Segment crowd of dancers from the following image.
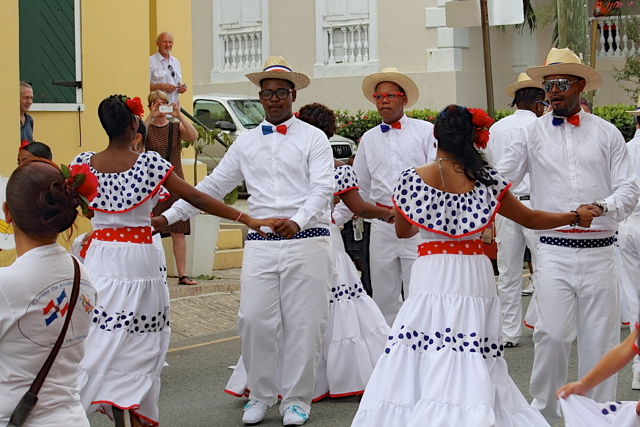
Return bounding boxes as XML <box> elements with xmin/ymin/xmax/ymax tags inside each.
<box><xmin>2</xmin><ymin>45</ymin><xmax>640</xmax><ymax>427</ymax></box>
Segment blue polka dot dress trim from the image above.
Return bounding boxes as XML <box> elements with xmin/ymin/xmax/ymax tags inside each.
<box><xmin>392</xmin><ymin>166</ymin><xmax>511</xmax><ymax>238</ymax></box>
<box><xmin>330</xmin><ymin>281</ymin><xmax>366</xmax><ymax>304</ymax></box>
<box><xmin>334</xmin><ymin>165</ymin><xmax>359</xmax><ymax>196</ymax></box>
<box><xmin>71</xmin><ymin>151</ymin><xmax>174</xmax><ymax>214</ymax></box>
<box><xmin>539</xmin><ymin>236</ymin><xmax>614</xmax><ymax>248</ymax></box>
<box><xmin>247</xmin><ymin>227</ymin><xmax>330</xmax><ymax>241</ymax></box>
<box><xmin>92</xmin><ymin>307</ymin><xmax>169</xmax><ymax>334</ymax></box>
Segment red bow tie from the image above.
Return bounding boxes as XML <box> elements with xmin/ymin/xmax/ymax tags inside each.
<box><xmin>380</xmin><ymin>122</ymin><xmax>402</xmax><ymax>133</ymax></box>
<box><xmin>552</xmin><ymin>115</ymin><xmax>580</xmax><ymax>127</ymax></box>
<box><xmin>262</xmin><ymin>124</ymin><xmax>288</xmax><ymax>135</ymax></box>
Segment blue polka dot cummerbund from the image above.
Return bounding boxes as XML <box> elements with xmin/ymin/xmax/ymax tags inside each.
<box><xmin>539</xmin><ymin>236</ymin><xmax>614</xmax><ymax>248</ymax></box>
<box><xmin>246</xmin><ymin>227</ymin><xmax>330</xmax><ymax>241</ymax></box>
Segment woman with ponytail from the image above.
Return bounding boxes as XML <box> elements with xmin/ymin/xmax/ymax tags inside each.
<box><xmin>352</xmin><ymin>105</ymin><xmax>597</xmax><ymax>427</ymax></box>
<box><xmin>73</xmin><ymin>95</ymin><xmax>274</xmax><ymax>427</ymax></box>
<box><xmin>0</xmin><ymin>160</ymin><xmax>97</xmax><ymax>426</ymax></box>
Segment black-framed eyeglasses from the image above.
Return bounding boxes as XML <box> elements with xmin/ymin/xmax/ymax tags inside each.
<box><xmin>542</xmin><ymin>78</ymin><xmax>579</xmax><ymax>92</ymax></box>
<box><xmin>535</xmin><ymin>99</ymin><xmax>550</xmax><ymax>107</ymax></box>
<box><xmin>168</xmin><ymin>64</ymin><xmax>175</xmax><ymax>78</ymax></box>
<box><xmin>259</xmin><ymin>88</ymin><xmax>293</xmax><ymax>100</ymax></box>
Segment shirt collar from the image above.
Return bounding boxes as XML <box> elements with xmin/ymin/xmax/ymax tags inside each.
<box><xmin>514</xmin><ymin>109</ymin><xmax>537</xmax><ymax>118</ymax></box>
<box><xmin>153</xmin><ymin>51</ymin><xmax>172</xmax><ymax>63</ymax></box>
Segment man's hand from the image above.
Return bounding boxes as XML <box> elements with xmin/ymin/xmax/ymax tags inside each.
<box><xmin>163</xmin><ymin>83</ymin><xmax>177</xmax><ymax>93</ymax></box>
<box><xmin>151</xmin><ymin>216</ymin><xmax>169</xmax><ymax>234</ymax></box>
<box><xmin>177</xmin><ymin>84</ymin><xmax>188</xmax><ymax>94</ymax></box>
<box><xmin>273</xmin><ymin>220</ymin><xmax>300</xmax><ymax>239</ymax></box>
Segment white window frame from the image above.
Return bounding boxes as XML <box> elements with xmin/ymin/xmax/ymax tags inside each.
<box><xmin>210</xmin><ymin>0</ymin><xmax>269</xmax><ymax>83</ymax></box>
<box><xmin>30</xmin><ymin>0</ymin><xmax>84</xmax><ymax>112</ymax></box>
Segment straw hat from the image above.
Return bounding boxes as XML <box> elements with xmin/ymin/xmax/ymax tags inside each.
<box><xmin>627</xmin><ymin>95</ymin><xmax>640</xmax><ymax>116</ymax></box>
<box><xmin>526</xmin><ymin>48</ymin><xmax>603</xmax><ymax>92</ymax></box>
<box><xmin>362</xmin><ymin>68</ymin><xmax>419</xmax><ymax>108</ymax></box>
<box><xmin>505</xmin><ymin>73</ymin><xmax>542</xmax><ymax>98</ymax></box>
<box><xmin>246</xmin><ymin>56</ymin><xmax>310</xmax><ymax>90</ymax></box>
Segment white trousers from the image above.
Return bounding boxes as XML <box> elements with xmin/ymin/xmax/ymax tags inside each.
<box><xmin>617</xmin><ymin>218</ymin><xmax>640</xmax><ymax>374</ymax></box>
<box><xmin>238</xmin><ymin>236</ymin><xmax>333</xmax><ymax>414</ymax></box>
<box><xmin>530</xmin><ymin>241</ymin><xmax>619</xmax><ymax>425</ymax></box>
<box><xmin>369</xmin><ymin>220</ymin><xmax>419</xmax><ymax>326</ymax></box>
<box><xmin>495</xmin><ymin>206</ymin><xmax>538</xmax><ymax>345</ymax></box>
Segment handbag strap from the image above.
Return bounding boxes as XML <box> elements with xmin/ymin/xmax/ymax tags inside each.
<box><xmin>27</xmin><ymin>256</ymin><xmax>82</xmax><ymax>395</ymax></box>
<box><xmin>165</xmin><ymin>122</ymin><xmax>174</xmax><ymax>161</ymax></box>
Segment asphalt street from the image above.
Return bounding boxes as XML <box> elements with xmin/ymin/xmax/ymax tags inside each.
<box><xmin>88</xmin><ymin>293</ymin><xmax>639</xmax><ymax>427</ymax></box>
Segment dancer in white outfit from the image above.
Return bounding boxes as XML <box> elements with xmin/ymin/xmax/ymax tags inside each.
<box><xmin>486</xmin><ymin>73</ymin><xmax>546</xmax><ymax>346</ymax></box>
<box><xmin>351</xmin><ymin>104</ymin><xmax>597</xmax><ymax>427</ymax></box>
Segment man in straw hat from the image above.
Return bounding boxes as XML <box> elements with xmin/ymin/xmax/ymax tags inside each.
<box><xmin>617</xmin><ymin>96</ymin><xmax>640</xmax><ymax>390</ymax></box>
<box><xmin>157</xmin><ymin>56</ymin><xmax>334</xmax><ymax>426</ymax></box>
<box><xmin>498</xmin><ymin>47</ymin><xmax>640</xmax><ymax>424</ymax></box>
<box><xmin>487</xmin><ymin>73</ymin><xmax>547</xmax><ymax>349</ymax></box>
<box><xmin>353</xmin><ymin>68</ymin><xmax>437</xmax><ymax>325</ymax></box>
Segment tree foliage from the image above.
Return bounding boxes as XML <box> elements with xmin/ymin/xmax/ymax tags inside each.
<box><xmin>613</xmin><ymin>15</ymin><xmax>640</xmax><ymax>101</ymax></box>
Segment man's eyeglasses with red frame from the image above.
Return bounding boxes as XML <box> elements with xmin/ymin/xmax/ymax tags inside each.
<box><xmin>372</xmin><ymin>92</ymin><xmax>405</xmax><ymax>103</ymax></box>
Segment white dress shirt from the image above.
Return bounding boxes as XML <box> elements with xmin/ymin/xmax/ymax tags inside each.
<box><xmin>353</xmin><ymin>115</ymin><xmax>438</xmax><ymax>207</ymax></box>
<box><xmin>163</xmin><ymin>115</ymin><xmax>335</xmax><ymax>231</ymax></box>
<box><xmin>625</xmin><ymin>129</ymin><xmax>640</xmax><ymax>218</ymax></box>
<box><xmin>486</xmin><ymin>109</ymin><xmax>536</xmax><ymax>196</ymax></box>
<box><xmin>497</xmin><ymin>109</ymin><xmax>639</xmax><ymax>235</ymax></box>
<box><xmin>149</xmin><ymin>51</ymin><xmax>182</xmax><ymax>104</ymax></box>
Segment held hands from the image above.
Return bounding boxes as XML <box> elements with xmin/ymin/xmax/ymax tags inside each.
<box><xmin>151</xmin><ymin>215</ymin><xmax>169</xmax><ymax>235</ymax></box>
<box><xmin>244</xmin><ymin>217</ymin><xmax>277</xmax><ymax>238</ymax></box>
<box><xmin>273</xmin><ymin>220</ymin><xmax>300</xmax><ymax>239</ymax></box>
<box><xmin>382</xmin><ymin>209</ymin><xmax>395</xmax><ymax>224</ymax></box>
<box><xmin>556</xmin><ymin>381</ymin><xmax>588</xmax><ymax>400</ymax></box>
<box><xmin>575</xmin><ymin>205</ymin><xmax>597</xmax><ymax>228</ymax></box>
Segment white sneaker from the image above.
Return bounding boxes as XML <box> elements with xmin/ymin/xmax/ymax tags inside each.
<box><xmin>243</xmin><ymin>400</ymin><xmax>269</xmax><ymax>425</ymax></box>
<box><xmin>282</xmin><ymin>405</ymin><xmax>309</xmax><ymax>426</ymax></box>
<box><xmin>632</xmin><ymin>372</ymin><xmax>640</xmax><ymax>390</ymax></box>
<box><xmin>522</xmin><ymin>277</ymin><xmax>534</xmax><ymax>296</ymax></box>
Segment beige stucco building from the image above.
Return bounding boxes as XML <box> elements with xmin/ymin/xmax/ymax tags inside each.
<box><xmin>191</xmin><ymin>0</ymin><xmax>639</xmax><ymax>112</ymax></box>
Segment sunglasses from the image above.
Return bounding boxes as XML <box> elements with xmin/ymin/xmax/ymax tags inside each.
<box><xmin>372</xmin><ymin>92</ymin><xmax>405</xmax><ymax>103</ymax></box>
<box><xmin>536</xmin><ymin>99</ymin><xmax>550</xmax><ymax>107</ymax></box>
<box><xmin>259</xmin><ymin>88</ymin><xmax>293</xmax><ymax>100</ymax></box>
<box><xmin>168</xmin><ymin>64</ymin><xmax>175</xmax><ymax>78</ymax></box>
<box><xmin>541</xmin><ymin>79</ymin><xmax>579</xmax><ymax>92</ymax></box>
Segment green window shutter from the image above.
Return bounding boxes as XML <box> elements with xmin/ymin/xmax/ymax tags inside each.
<box><xmin>19</xmin><ymin>0</ymin><xmax>76</xmax><ymax>104</ymax></box>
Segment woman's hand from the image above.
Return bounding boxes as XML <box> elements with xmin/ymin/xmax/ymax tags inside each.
<box><xmin>556</xmin><ymin>381</ymin><xmax>588</xmax><ymax>399</ymax></box>
<box><xmin>171</xmin><ymin>102</ymin><xmax>181</xmax><ymax>117</ymax></box>
<box><xmin>576</xmin><ymin>205</ymin><xmax>597</xmax><ymax>228</ymax></box>
<box><xmin>382</xmin><ymin>209</ymin><xmax>395</xmax><ymax>224</ymax></box>
<box><xmin>245</xmin><ymin>217</ymin><xmax>277</xmax><ymax>238</ymax></box>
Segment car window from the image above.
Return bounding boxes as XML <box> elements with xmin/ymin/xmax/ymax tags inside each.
<box><xmin>194</xmin><ymin>100</ymin><xmax>233</xmax><ymax>129</ymax></box>
<box><xmin>228</xmin><ymin>100</ymin><xmax>265</xmax><ymax>129</ymax></box>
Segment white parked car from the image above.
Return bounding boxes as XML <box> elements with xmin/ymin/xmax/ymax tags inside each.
<box><xmin>192</xmin><ymin>93</ymin><xmax>357</xmax><ymax>173</ymax></box>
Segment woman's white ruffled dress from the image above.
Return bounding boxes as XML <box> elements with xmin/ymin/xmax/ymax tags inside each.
<box><xmin>225</xmin><ymin>165</ymin><xmax>390</xmax><ymax>400</ymax></box>
<box><xmin>351</xmin><ymin>166</ymin><xmax>550</xmax><ymax>427</ymax></box>
<box><xmin>560</xmin><ymin>395</ymin><xmax>640</xmax><ymax>427</ymax></box>
<box><xmin>72</xmin><ymin>151</ymin><xmax>173</xmax><ymax>426</ymax></box>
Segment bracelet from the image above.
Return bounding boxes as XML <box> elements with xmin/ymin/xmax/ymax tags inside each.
<box><xmin>235</xmin><ymin>211</ymin><xmax>243</xmax><ymax>222</ymax></box>
<box><xmin>570</xmin><ymin>210</ymin><xmax>580</xmax><ymax>227</ymax></box>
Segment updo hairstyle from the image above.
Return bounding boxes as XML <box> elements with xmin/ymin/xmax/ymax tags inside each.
<box><xmin>6</xmin><ymin>160</ymin><xmax>79</xmax><ymax>239</ymax></box>
<box><xmin>98</xmin><ymin>95</ymin><xmax>136</xmax><ymax>139</ymax></box>
<box><xmin>20</xmin><ymin>141</ymin><xmax>53</xmax><ymax>161</ymax></box>
<box><xmin>434</xmin><ymin>104</ymin><xmax>492</xmax><ymax>186</ymax></box>
<box><xmin>297</xmin><ymin>103</ymin><xmax>336</xmax><ymax>139</ymax></box>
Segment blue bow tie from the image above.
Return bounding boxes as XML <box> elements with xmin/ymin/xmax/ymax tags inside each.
<box><xmin>262</xmin><ymin>124</ymin><xmax>287</xmax><ymax>135</ymax></box>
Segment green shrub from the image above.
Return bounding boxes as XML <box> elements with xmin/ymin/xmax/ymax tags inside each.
<box><xmin>593</xmin><ymin>104</ymin><xmax>636</xmax><ymax>141</ymax></box>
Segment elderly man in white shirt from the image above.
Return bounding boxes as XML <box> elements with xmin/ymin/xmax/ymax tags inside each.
<box><xmin>487</xmin><ymin>74</ymin><xmax>547</xmax><ymax>348</ymax></box>
<box><xmin>618</xmin><ymin>98</ymin><xmax>640</xmax><ymax>389</ymax></box>
<box><xmin>353</xmin><ymin>68</ymin><xmax>437</xmax><ymax>326</ymax></box>
<box><xmin>149</xmin><ymin>31</ymin><xmax>186</xmax><ymax>105</ymax></box>
<box><xmin>498</xmin><ymin>48</ymin><xmax>640</xmax><ymax>424</ymax></box>
<box><xmin>154</xmin><ymin>57</ymin><xmax>334</xmax><ymax>427</ymax></box>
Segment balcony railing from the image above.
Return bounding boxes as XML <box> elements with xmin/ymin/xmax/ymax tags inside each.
<box><xmin>220</xmin><ymin>28</ymin><xmax>262</xmax><ymax>71</ymax></box>
<box><xmin>589</xmin><ymin>15</ymin><xmax>640</xmax><ymax>58</ymax></box>
<box><xmin>323</xmin><ymin>22</ymin><xmax>370</xmax><ymax>65</ymax></box>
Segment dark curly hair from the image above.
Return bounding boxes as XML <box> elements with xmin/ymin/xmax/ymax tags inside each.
<box><xmin>297</xmin><ymin>103</ymin><xmax>336</xmax><ymax>139</ymax></box>
<box><xmin>435</xmin><ymin>104</ymin><xmax>492</xmax><ymax>186</ymax></box>
<box><xmin>510</xmin><ymin>87</ymin><xmax>545</xmax><ymax>108</ymax></box>
<box><xmin>20</xmin><ymin>141</ymin><xmax>53</xmax><ymax>161</ymax></box>
<box><xmin>6</xmin><ymin>159</ymin><xmax>79</xmax><ymax>239</ymax></box>
<box><xmin>98</xmin><ymin>94</ymin><xmax>136</xmax><ymax>139</ymax></box>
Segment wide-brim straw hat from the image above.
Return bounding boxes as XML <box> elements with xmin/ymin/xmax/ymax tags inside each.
<box><xmin>526</xmin><ymin>48</ymin><xmax>603</xmax><ymax>92</ymax></box>
<box><xmin>362</xmin><ymin>68</ymin><xmax>419</xmax><ymax>108</ymax></box>
<box><xmin>505</xmin><ymin>73</ymin><xmax>542</xmax><ymax>98</ymax></box>
<box><xmin>246</xmin><ymin>56</ymin><xmax>310</xmax><ymax>90</ymax></box>
<box><xmin>627</xmin><ymin>95</ymin><xmax>640</xmax><ymax>116</ymax></box>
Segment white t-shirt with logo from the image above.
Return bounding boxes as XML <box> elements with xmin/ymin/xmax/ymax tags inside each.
<box><xmin>0</xmin><ymin>244</ymin><xmax>97</xmax><ymax>426</ymax></box>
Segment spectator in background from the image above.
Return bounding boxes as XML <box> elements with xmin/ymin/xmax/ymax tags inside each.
<box><xmin>17</xmin><ymin>141</ymin><xmax>52</xmax><ymax>165</ymax></box>
<box><xmin>19</xmin><ymin>82</ymin><xmax>34</xmax><ymax>143</ymax></box>
<box><xmin>580</xmin><ymin>97</ymin><xmax>593</xmax><ymax>113</ymax></box>
<box><xmin>149</xmin><ymin>32</ymin><xmax>186</xmax><ymax>105</ymax></box>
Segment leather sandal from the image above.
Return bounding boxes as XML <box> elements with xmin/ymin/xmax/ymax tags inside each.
<box><xmin>178</xmin><ymin>275</ymin><xmax>197</xmax><ymax>285</ymax></box>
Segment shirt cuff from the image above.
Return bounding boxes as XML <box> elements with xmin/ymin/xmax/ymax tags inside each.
<box><xmin>163</xmin><ymin>208</ymin><xmax>182</xmax><ymax>226</ymax></box>
<box><xmin>289</xmin><ymin>214</ymin><xmax>307</xmax><ymax>231</ymax></box>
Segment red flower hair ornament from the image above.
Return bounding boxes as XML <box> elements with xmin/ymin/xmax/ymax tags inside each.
<box><xmin>61</xmin><ymin>163</ymin><xmax>99</xmax><ymax>215</ymax></box>
<box><xmin>125</xmin><ymin>96</ymin><xmax>145</xmax><ymax>118</ymax></box>
<box><xmin>467</xmin><ymin>108</ymin><xmax>494</xmax><ymax>150</ymax></box>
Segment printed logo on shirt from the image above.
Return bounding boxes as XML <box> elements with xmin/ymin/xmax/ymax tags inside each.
<box><xmin>19</xmin><ymin>279</ymin><xmax>97</xmax><ymax>348</ymax></box>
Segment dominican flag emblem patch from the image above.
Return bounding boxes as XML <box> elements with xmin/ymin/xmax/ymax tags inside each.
<box><xmin>43</xmin><ymin>290</ymin><xmax>69</xmax><ymax>326</ymax></box>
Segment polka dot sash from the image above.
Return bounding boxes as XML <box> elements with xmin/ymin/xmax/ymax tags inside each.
<box><xmin>417</xmin><ymin>239</ymin><xmax>484</xmax><ymax>257</ymax></box>
<box><xmin>539</xmin><ymin>236</ymin><xmax>614</xmax><ymax>248</ymax></box>
<box><xmin>94</xmin><ymin>226</ymin><xmax>153</xmax><ymax>244</ymax></box>
<box><xmin>247</xmin><ymin>227</ymin><xmax>330</xmax><ymax>241</ymax></box>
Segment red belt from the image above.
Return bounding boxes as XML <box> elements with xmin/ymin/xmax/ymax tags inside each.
<box><xmin>557</xmin><ymin>229</ymin><xmax>609</xmax><ymax>233</ymax></box>
<box><xmin>418</xmin><ymin>239</ymin><xmax>484</xmax><ymax>256</ymax></box>
<box><xmin>79</xmin><ymin>226</ymin><xmax>153</xmax><ymax>258</ymax></box>
<box><xmin>376</xmin><ymin>202</ymin><xmax>394</xmax><ymax>210</ymax></box>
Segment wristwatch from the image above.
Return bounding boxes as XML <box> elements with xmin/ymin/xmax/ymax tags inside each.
<box><xmin>592</xmin><ymin>199</ymin><xmax>608</xmax><ymax>216</ymax></box>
